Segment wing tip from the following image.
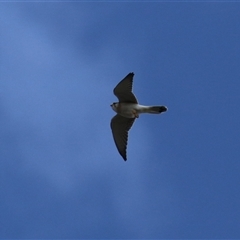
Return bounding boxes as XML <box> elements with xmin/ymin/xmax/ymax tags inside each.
<box><xmin>120</xmin><ymin>151</ymin><xmax>127</xmax><ymax>161</ymax></box>
<box><xmin>129</xmin><ymin>72</ymin><xmax>134</xmax><ymax>77</ymax></box>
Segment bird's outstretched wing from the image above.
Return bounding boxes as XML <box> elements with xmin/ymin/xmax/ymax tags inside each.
<box><xmin>110</xmin><ymin>114</ymin><xmax>135</xmax><ymax>161</ymax></box>
<box><xmin>113</xmin><ymin>72</ymin><xmax>138</xmax><ymax>103</ymax></box>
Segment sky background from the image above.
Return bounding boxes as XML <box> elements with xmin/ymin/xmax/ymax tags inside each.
<box><xmin>1</xmin><ymin>2</ymin><xmax>240</xmax><ymax>239</ymax></box>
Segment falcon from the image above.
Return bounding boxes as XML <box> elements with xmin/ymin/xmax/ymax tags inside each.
<box><xmin>110</xmin><ymin>72</ymin><xmax>167</xmax><ymax>161</ymax></box>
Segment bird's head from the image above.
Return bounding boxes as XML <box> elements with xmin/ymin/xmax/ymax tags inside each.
<box><xmin>110</xmin><ymin>102</ymin><xmax>119</xmax><ymax>112</ymax></box>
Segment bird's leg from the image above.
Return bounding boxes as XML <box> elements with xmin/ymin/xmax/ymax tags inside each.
<box><xmin>132</xmin><ymin>110</ymin><xmax>139</xmax><ymax>118</ymax></box>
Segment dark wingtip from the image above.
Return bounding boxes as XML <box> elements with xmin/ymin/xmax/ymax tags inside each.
<box><xmin>129</xmin><ymin>72</ymin><xmax>134</xmax><ymax>77</ymax></box>
<box><xmin>120</xmin><ymin>152</ymin><xmax>127</xmax><ymax>161</ymax></box>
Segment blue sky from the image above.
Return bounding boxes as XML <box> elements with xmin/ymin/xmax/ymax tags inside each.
<box><xmin>1</xmin><ymin>2</ymin><xmax>240</xmax><ymax>239</ymax></box>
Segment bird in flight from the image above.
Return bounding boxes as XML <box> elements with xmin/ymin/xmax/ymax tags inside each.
<box><xmin>110</xmin><ymin>72</ymin><xmax>167</xmax><ymax>161</ymax></box>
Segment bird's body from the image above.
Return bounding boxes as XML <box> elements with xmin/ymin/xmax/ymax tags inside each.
<box><xmin>110</xmin><ymin>72</ymin><xmax>167</xmax><ymax>161</ymax></box>
<box><xmin>111</xmin><ymin>103</ymin><xmax>166</xmax><ymax>118</ymax></box>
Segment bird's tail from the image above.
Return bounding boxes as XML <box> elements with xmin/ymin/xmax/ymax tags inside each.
<box><xmin>147</xmin><ymin>106</ymin><xmax>168</xmax><ymax>114</ymax></box>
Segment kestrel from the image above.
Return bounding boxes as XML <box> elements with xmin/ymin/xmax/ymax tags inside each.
<box><xmin>110</xmin><ymin>72</ymin><xmax>167</xmax><ymax>161</ymax></box>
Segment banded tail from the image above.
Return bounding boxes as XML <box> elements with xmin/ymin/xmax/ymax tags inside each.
<box><xmin>147</xmin><ymin>106</ymin><xmax>167</xmax><ymax>114</ymax></box>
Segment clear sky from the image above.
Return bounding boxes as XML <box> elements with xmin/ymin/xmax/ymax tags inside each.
<box><xmin>1</xmin><ymin>2</ymin><xmax>240</xmax><ymax>239</ymax></box>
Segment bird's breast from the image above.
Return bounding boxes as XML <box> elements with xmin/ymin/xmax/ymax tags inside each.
<box><xmin>117</xmin><ymin>103</ymin><xmax>139</xmax><ymax>118</ymax></box>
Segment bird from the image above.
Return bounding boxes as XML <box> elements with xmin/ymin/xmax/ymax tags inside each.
<box><xmin>110</xmin><ymin>72</ymin><xmax>167</xmax><ymax>161</ymax></box>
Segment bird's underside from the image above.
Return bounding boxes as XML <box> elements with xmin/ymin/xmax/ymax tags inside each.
<box><xmin>110</xmin><ymin>72</ymin><xmax>167</xmax><ymax>161</ymax></box>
